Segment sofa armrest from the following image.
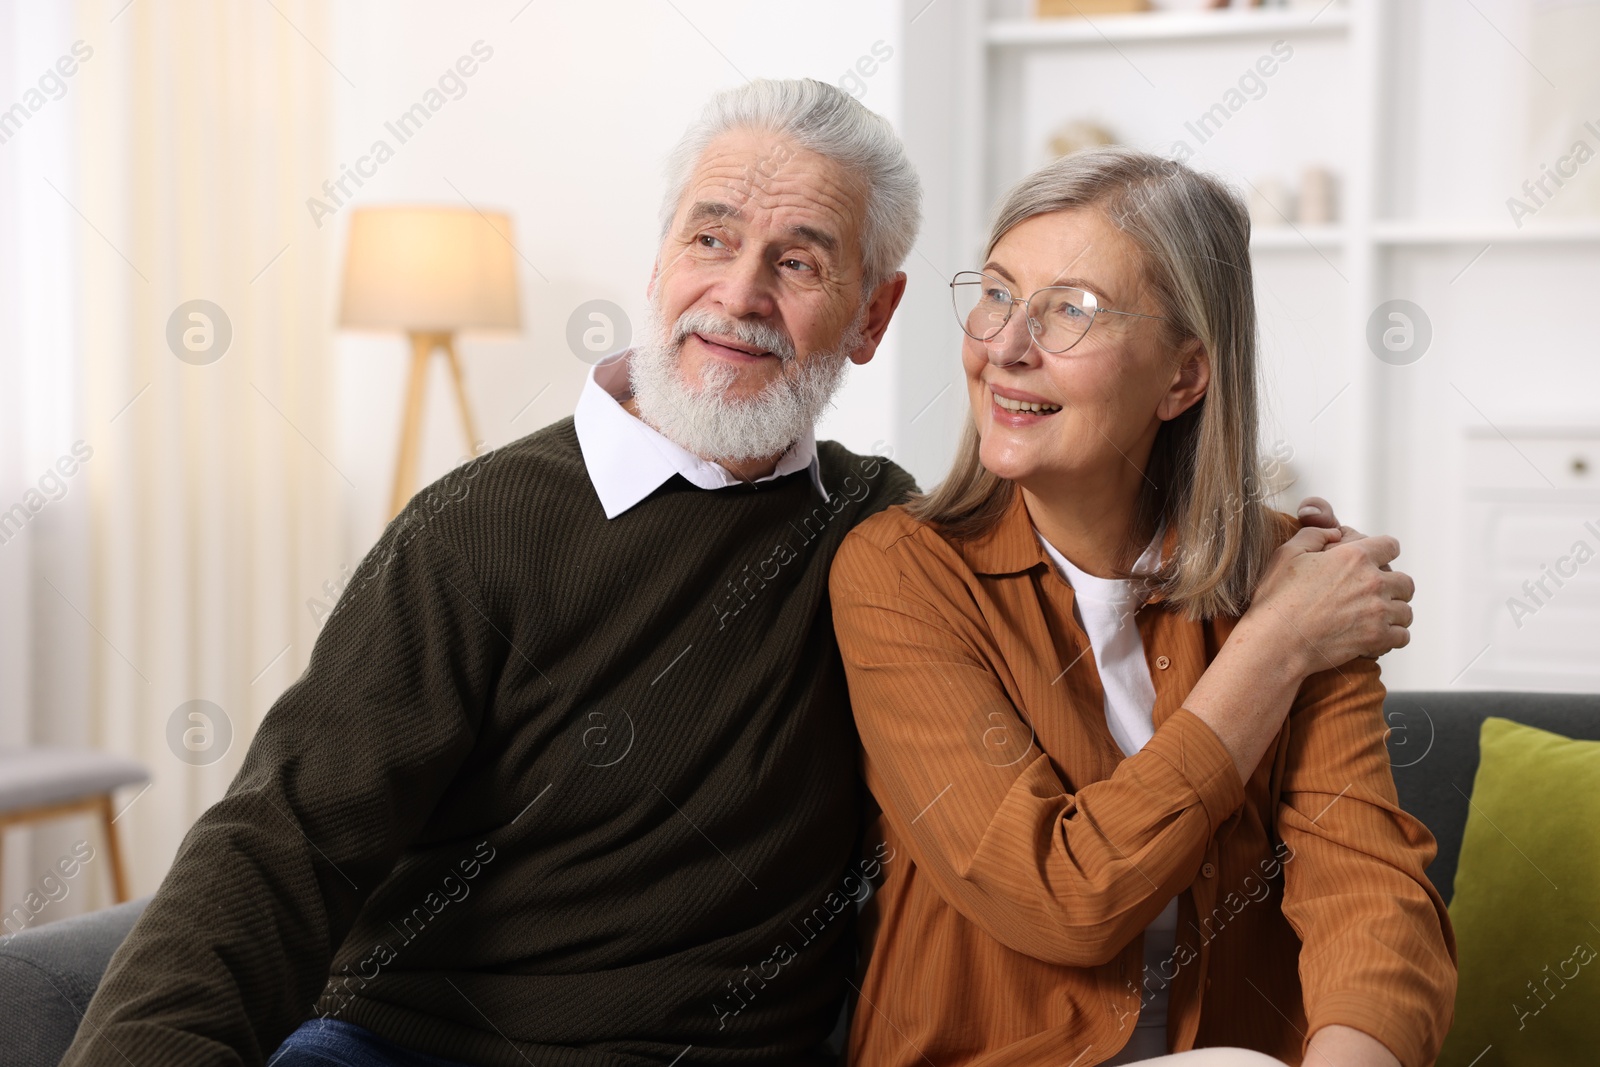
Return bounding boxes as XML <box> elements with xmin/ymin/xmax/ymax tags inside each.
<box><xmin>0</xmin><ymin>897</ymin><xmax>150</xmax><ymax>1067</ymax></box>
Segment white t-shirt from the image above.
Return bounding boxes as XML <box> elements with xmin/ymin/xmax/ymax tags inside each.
<box><xmin>1035</xmin><ymin>526</ymin><xmax>1178</xmax><ymax>1063</ymax></box>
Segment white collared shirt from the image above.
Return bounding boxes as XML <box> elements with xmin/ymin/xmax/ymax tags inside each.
<box><xmin>573</xmin><ymin>349</ymin><xmax>830</xmax><ymax>520</ymax></box>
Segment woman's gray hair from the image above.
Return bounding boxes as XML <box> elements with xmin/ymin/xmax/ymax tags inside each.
<box><xmin>658</xmin><ymin>78</ymin><xmax>921</xmax><ymax>291</ymax></box>
<box><xmin>907</xmin><ymin>144</ymin><xmax>1277</xmax><ymax>620</ymax></box>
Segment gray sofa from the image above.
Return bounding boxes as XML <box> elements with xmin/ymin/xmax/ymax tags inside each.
<box><xmin>1380</xmin><ymin>689</ymin><xmax>1600</xmax><ymax>901</ymax></box>
<box><xmin>0</xmin><ymin>895</ymin><xmax>152</xmax><ymax>1066</ymax></box>
<box><xmin>5</xmin><ymin>689</ymin><xmax>1597</xmax><ymax>1066</ymax></box>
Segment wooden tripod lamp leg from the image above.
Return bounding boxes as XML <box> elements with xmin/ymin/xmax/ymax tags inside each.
<box><xmin>441</xmin><ymin>334</ymin><xmax>482</xmax><ymax>458</ymax></box>
<box><xmin>390</xmin><ymin>333</ymin><xmax>435</xmax><ymax>519</ymax></box>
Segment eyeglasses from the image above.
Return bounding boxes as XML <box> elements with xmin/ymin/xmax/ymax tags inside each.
<box><xmin>949</xmin><ymin>271</ymin><xmax>1170</xmax><ymax>354</ymax></box>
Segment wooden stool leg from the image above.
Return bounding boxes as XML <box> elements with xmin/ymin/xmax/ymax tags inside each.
<box><xmin>98</xmin><ymin>793</ymin><xmax>130</xmax><ymax>903</ymax></box>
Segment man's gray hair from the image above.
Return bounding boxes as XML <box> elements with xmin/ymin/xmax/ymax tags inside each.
<box><xmin>658</xmin><ymin>78</ymin><xmax>922</xmax><ymax>291</ymax></box>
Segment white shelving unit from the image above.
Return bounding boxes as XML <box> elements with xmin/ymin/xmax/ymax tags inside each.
<box><xmin>896</xmin><ymin>0</ymin><xmax>1600</xmax><ymax>690</ymax></box>
<box><xmin>985</xmin><ymin>6</ymin><xmax>1352</xmax><ymax>44</ymax></box>
<box><xmin>1372</xmin><ymin>219</ymin><xmax>1600</xmax><ymax>245</ymax></box>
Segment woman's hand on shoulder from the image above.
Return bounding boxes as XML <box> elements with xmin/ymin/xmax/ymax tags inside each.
<box><xmin>1241</xmin><ymin>520</ymin><xmax>1415</xmax><ymax>678</ymax></box>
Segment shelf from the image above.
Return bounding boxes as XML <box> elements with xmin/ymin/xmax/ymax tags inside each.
<box><xmin>1373</xmin><ymin>219</ymin><xmax>1600</xmax><ymax>246</ymax></box>
<box><xmin>1249</xmin><ymin>225</ymin><xmax>1343</xmax><ymax>250</ymax></box>
<box><xmin>987</xmin><ymin>6</ymin><xmax>1351</xmax><ymax>47</ymax></box>
<box><xmin>1245</xmin><ymin>221</ymin><xmax>1600</xmax><ymax>254</ymax></box>
<box><xmin>1239</xmin><ymin>221</ymin><xmax>1600</xmax><ymax>250</ymax></box>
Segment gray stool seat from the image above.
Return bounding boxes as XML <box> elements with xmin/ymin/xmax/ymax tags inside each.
<box><xmin>0</xmin><ymin>746</ymin><xmax>150</xmax><ymax>904</ymax></box>
<box><xmin>0</xmin><ymin>747</ymin><xmax>148</xmax><ymax>811</ymax></box>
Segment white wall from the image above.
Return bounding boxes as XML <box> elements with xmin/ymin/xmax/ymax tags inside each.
<box><xmin>326</xmin><ymin>0</ymin><xmax>909</xmax><ymax>558</ymax></box>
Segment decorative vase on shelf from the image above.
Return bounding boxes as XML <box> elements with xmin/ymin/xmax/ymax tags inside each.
<box><xmin>1048</xmin><ymin>120</ymin><xmax>1117</xmax><ymax>159</ymax></box>
<box><xmin>1298</xmin><ymin>166</ymin><xmax>1339</xmax><ymax>225</ymax></box>
<box><xmin>1248</xmin><ymin>176</ymin><xmax>1295</xmax><ymax>228</ymax></box>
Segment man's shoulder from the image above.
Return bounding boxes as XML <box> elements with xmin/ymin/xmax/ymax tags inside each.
<box><xmin>815</xmin><ymin>438</ymin><xmax>918</xmax><ymax>515</ymax></box>
<box><xmin>485</xmin><ymin>415</ymin><xmax>583</xmax><ymax>470</ymax></box>
<box><xmin>447</xmin><ymin>416</ymin><xmax>583</xmax><ymax>495</ymax></box>
<box><xmin>397</xmin><ymin>417</ymin><xmax>593</xmax><ymax>545</ymax></box>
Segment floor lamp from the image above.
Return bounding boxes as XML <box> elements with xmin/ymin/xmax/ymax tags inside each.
<box><xmin>338</xmin><ymin>206</ymin><xmax>522</xmax><ymax>519</ymax></box>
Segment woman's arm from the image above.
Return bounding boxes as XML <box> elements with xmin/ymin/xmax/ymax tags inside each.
<box><xmin>1273</xmin><ymin>656</ymin><xmax>1457</xmax><ymax>1067</ymax></box>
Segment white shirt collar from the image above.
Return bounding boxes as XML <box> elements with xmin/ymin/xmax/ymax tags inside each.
<box><xmin>573</xmin><ymin>349</ymin><xmax>830</xmax><ymax>520</ymax></box>
<box><xmin>1034</xmin><ymin>525</ymin><xmax>1166</xmax><ymax>603</ymax></box>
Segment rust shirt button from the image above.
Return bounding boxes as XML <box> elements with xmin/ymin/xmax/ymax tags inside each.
<box><xmin>1202</xmin><ymin>862</ymin><xmax>1216</xmax><ymax>878</ymax></box>
<box><xmin>1155</xmin><ymin>655</ymin><xmax>1171</xmax><ymax>670</ymax></box>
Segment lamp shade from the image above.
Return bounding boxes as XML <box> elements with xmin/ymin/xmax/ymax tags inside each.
<box><xmin>339</xmin><ymin>205</ymin><xmax>521</xmax><ymax>332</ymax></box>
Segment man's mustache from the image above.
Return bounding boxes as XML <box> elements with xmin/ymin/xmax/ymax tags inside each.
<box><xmin>670</xmin><ymin>308</ymin><xmax>796</xmax><ymax>362</ymax></box>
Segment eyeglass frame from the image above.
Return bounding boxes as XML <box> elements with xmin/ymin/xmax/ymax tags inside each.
<box><xmin>949</xmin><ymin>270</ymin><xmax>1172</xmax><ymax>354</ymax></box>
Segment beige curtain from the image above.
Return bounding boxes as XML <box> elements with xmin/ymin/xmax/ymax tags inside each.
<box><xmin>71</xmin><ymin>0</ymin><xmax>342</xmax><ymax>900</ymax></box>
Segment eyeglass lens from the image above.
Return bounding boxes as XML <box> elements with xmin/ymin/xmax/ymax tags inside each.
<box><xmin>950</xmin><ymin>272</ymin><xmax>1095</xmax><ymax>354</ymax></box>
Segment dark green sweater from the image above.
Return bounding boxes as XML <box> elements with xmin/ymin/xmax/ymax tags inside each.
<box><xmin>63</xmin><ymin>418</ymin><xmax>917</xmax><ymax>1067</ymax></box>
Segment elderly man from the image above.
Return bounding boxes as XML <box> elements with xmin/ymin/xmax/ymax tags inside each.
<box><xmin>64</xmin><ymin>79</ymin><xmax>919</xmax><ymax>1067</ymax></box>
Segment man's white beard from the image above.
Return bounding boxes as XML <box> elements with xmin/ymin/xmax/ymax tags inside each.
<box><xmin>628</xmin><ymin>295</ymin><xmax>863</xmax><ymax>465</ymax></box>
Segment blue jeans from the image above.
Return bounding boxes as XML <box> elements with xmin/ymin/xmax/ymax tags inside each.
<box><xmin>269</xmin><ymin>1018</ymin><xmax>480</xmax><ymax>1067</ymax></box>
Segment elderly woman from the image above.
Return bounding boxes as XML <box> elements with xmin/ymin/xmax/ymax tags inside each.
<box><xmin>829</xmin><ymin>146</ymin><xmax>1456</xmax><ymax>1067</ymax></box>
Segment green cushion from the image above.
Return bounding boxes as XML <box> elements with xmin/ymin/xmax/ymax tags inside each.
<box><xmin>1438</xmin><ymin>717</ymin><xmax>1600</xmax><ymax>1067</ymax></box>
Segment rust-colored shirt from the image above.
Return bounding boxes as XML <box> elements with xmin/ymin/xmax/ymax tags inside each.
<box><xmin>828</xmin><ymin>491</ymin><xmax>1456</xmax><ymax>1067</ymax></box>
